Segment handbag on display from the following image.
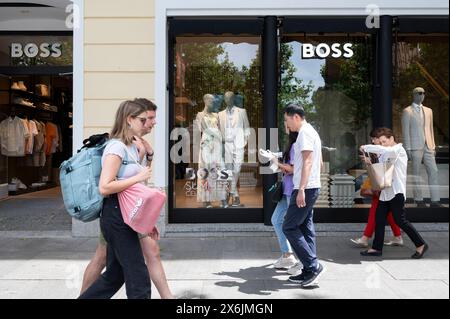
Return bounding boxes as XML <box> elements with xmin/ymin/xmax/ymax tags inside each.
<box><xmin>118</xmin><ymin>147</ymin><xmax>166</xmax><ymax>234</ymax></box>
<box><xmin>268</xmin><ymin>181</ymin><xmax>283</xmax><ymax>203</ymax></box>
<box><xmin>363</xmin><ymin>152</ymin><xmax>398</xmax><ymax>191</ymax></box>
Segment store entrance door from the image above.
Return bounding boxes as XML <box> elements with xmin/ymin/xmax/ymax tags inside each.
<box><xmin>0</xmin><ymin>33</ymin><xmax>73</xmax><ymax>232</ymax></box>
<box><xmin>168</xmin><ymin>19</ymin><xmax>267</xmax><ymax>223</ymax></box>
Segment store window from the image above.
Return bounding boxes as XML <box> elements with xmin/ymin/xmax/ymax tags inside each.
<box><xmin>279</xmin><ymin>33</ymin><xmax>374</xmax><ymax>208</ymax></box>
<box><xmin>392</xmin><ymin>33</ymin><xmax>449</xmax><ymax>207</ymax></box>
<box><xmin>0</xmin><ymin>35</ymin><xmax>73</xmax><ymax>199</ymax></box>
<box><xmin>171</xmin><ymin>35</ymin><xmax>263</xmax><ymax>210</ymax></box>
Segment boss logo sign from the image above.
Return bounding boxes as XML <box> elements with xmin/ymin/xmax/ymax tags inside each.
<box><xmin>301</xmin><ymin>43</ymin><xmax>354</xmax><ymax>59</ymax></box>
<box><xmin>11</xmin><ymin>43</ymin><xmax>62</xmax><ymax>58</ymax></box>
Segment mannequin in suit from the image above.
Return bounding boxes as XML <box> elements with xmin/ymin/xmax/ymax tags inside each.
<box><xmin>196</xmin><ymin>94</ymin><xmax>227</xmax><ymax>208</ymax></box>
<box><xmin>218</xmin><ymin>91</ymin><xmax>251</xmax><ymax>207</ymax></box>
<box><xmin>401</xmin><ymin>87</ymin><xmax>441</xmax><ymax>208</ymax></box>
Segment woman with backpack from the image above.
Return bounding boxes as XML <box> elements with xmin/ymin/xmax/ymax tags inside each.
<box><xmin>79</xmin><ymin>99</ymin><xmax>155</xmax><ymax>299</ymax></box>
<box><xmin>79</xmin><ymin>99</ymin><xmax>174</xmax><ymax>299</ymax></box>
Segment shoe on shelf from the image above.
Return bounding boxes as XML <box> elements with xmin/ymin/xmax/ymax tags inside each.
<box><xmin>415</xmin><ymin>201</ymin><xmax>427</xmax><ymax>208</ymax></box>
<box><xmin>411</xmin><ymin>243</ymin><xmax>429</xmax><ymax>259</ymax></box>
<box><xmin>300</xmin><ymin>263</ymin><xmax>326</xmax><ymax>288</ymax></box>
<box><xmin>287</xmin><ymin>263</ymin><xmax>303</xmax><ymax>275</ymax></box>
<box><xmin>273</xmin><ymin>255</ymin><xmax>297</xmax><ymax>269</ymax></box>
<box><xmin>18</xmin><ymin>81</ymin><xmax>27</xmax><ymax>91</ymax></box>
<box><xmin>18</xmin><ymin>181</ymin><xmax>27</xmax><ymax>189</ymax></box>
<box><xmin>11</xmin><ymin>178</ymin><xmax>27</xmax><ymax>190</ymax></box>
<box><xmin>13</xmin><ymin>97</ymin><xmax>34</xmax><ymax>107</ymax></box>
<box><xmin>350</xmin><ymin>237</ymin><xmax>369</xmax><ymax>248</ymax></box>
<box><xmin>384</xmin><ymin>236</ymin><xmax>404</xmax><ymax>246</ymax></box>
<box><xmin>11</xmin><ymin>82</ymin><xmax>20</xmax><ymax>90</ymax></box>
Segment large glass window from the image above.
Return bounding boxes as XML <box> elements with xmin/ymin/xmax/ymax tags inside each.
<box><xmin>172</xmin><ymin>36</ymin><xmax>263</xmax><ymax>209</ymax></box>
<box><xmin>392</xmin><ymin>33</ymin><xmax>449</xmax><ymax>207</ymax></box>
<box><xmin>279</xmin><ymin>33</ymin><xmax>373</xmax><ymax>208</ymax></box>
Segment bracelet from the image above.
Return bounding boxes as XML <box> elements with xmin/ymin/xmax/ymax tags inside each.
<box><xmin>146</xmin><ymin>152</ymin><xmax>154</xmax><ymax>161</ymax></box>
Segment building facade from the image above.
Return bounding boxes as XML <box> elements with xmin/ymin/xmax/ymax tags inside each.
<box><xmin>69</xmin><ymin>0</ymin><xmax>449</xmax><ymax>236</ymax></box>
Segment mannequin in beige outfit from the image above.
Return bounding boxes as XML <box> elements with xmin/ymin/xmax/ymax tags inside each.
<box><xmin>196</xmin><ymin>94</ymin><xmax>228</xmax><ymax>208</ymax></box>
<box><xmin>401</xmin><ymin>87</ymin><xmax>442</xmax><ymax>208</ymax></box>
<box><xmin>218</xmin><ymin>91</ymin><xmax>251</xmax><ymax>207</ymax></box>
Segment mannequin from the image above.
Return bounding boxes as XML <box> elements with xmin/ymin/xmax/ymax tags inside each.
<box><xmin>401</xmin><ymin>87</ymin><xmax>441</xmax><ymax>208</ymax></box>
<box><xmin>218</xmin><ymin>91</ymin><xmax>251</xmax><ymax>207</ymax></box>
<box><xmin>196</xmin><ymin>94</ymin><xmax>228</xmax><ymax>208</ymax></box>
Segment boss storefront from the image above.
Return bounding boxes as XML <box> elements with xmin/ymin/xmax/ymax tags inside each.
<box><xmin>0</xmin><ymin>33</ymin><xmax>73</xmax><ymax>198</ymax></box>
<box><xmin>166</xmin><ymin>15</ymin><xmax>449</xmax><ymax>225</ymax></box>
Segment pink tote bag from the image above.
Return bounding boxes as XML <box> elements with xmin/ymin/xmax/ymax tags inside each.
<box><xmin>118</xmin><ymin>183</ymin><xmax>166</xmax><ymax>234</ymax></box>
<box><xmin>118</xmin><ymin>147</ymin><xmax>166</xmax><ymax>234</ymax></box>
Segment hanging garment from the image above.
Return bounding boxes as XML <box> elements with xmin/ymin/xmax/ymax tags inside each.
<box><xmin>45</xmin><ymin>122</ymin><xmax>58</xmax><ymax>156</ymax></box>
<box><xmin>33</xmin><ymin>121</ymin><xmax>47</xmax><ymax>167</ymax></box>
<box><xmin>21</xmin><ymin>118</ymin><xmax>31</xmax><ymax>156</ymax></box>
<box><xmin>26</xmin><ymin>120</ymin><xmax>38</xmax><ymax>155</ymax></box>
<box><xmin>0</xmin><ymin>116</ymin><xmax>27</xmax><ymax>157</ymax></box>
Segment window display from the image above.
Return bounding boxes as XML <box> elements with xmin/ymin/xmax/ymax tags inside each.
<box><xmin>393</xmin><ymin>34</ymin><xmax>449</xmax><ymax>208</ymax></box>
<box><xmin>401</xmin><ymin>87</ymin><xmax>441</xmax><ymax>207</ymax></box>
<box><xmin>280</xmin><ymin>34</ymin><xmax>374</xmax><ymax>208</ymax></box>
<box><xmin>172</xmin><ymin>36</ymin><xmax>263</xmax><ymax>209</ymax></box>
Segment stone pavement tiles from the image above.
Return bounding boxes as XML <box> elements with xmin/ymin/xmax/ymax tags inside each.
<box><xmin>0</xmin><ymin>234</ymin><xmax>448</xmax><ymax>299</ymax></box>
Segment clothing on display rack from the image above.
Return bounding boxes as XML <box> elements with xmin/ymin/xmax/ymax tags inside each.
<box><xmin>0</xmin><ymin>116</ymin><xmax>28</xmax><ymax>157</ymax></box>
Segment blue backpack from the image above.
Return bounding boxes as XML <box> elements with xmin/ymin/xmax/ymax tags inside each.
<box><xmin>59</xmin><ymin>133</ymin><xmax>110</xmax><ymax>222</ymax></box>
<box><xmin>60</xmin><ymin>133</ymin><xmax>138</xmax><ymax>222</ymax></box>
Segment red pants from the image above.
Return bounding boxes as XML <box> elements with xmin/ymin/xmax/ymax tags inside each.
<box><xmin>364</xmin><ymin>195</ymin><xmax>401</xmax><ymax>238</ymax></box>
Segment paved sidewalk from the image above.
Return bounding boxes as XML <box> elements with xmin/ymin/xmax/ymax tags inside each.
<box><xmin>0</xmin><ymin>188</ymin><xmax>71</xmax><ymax>231</ymax></box>
<box><xmin>0</xmin><ymin>233</ymin><xmax>448</xmax><ymax>299</ymax></box>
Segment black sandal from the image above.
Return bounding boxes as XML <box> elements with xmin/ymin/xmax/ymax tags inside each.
<box><xmin>360</xmin><ymin>249</ymin><xmax>382</xmax><ymax>257</ymax></box>
<box><xmin>411</xmin><ymin>243</ymin><xmax>429</xmax><ymax>259</ymax></box>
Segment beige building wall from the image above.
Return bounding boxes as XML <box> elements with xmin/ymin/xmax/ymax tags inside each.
<box><xmin>73</xmin><ymin>0</ymin><xmax>157</xmax><ymax>237</ymax></box>
<box><xmin>83</xmin><ymin>0</ymin><xmax>156</xmax><ymax>155</ymax></box>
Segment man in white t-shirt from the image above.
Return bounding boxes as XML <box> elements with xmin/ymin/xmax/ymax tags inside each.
<box><xmin>282</xmin><ymin>104</ymin><xmax>325</xmax><ymax>288</ymax></box>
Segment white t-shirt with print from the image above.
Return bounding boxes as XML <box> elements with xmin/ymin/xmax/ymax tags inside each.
<box><xmin>293</xmin><ymin>122</ymin><xmax>322</xmax><ymax>190</ymax></box>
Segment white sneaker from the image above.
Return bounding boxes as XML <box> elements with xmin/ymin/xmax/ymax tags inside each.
<box><xmin>17</xmin><ymin>179</ymin><xmax>27</xmax><ymax>189</ymax></box>
<box><xmin>287</xmin><ymin>263</ymin><xmax>303</xmax><ymax>275</ymax></box>
<box><xmin>350</xmin><ymin>237</ymin><xmax>369</xmax><ymax>248</ymax></box>
<box><xmin>384</xmin><ymin>236</ymin><xmax>404</xmax><ymax>246</ymax></box>
<box><xmin>11</xmin><ymin>178</ymin><xmax>26</xmax><ymax>189</ymax></box>
<box><xmin>273</xmin><ymin>255</ymin><xmax>297</xmax><ymax>269</ymax></box>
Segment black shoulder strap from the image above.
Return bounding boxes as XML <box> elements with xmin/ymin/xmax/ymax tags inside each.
<box><xmin>78</xmin><ymin>133</ymin><xmax>109</xmax><ymax>152</ymax></box>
